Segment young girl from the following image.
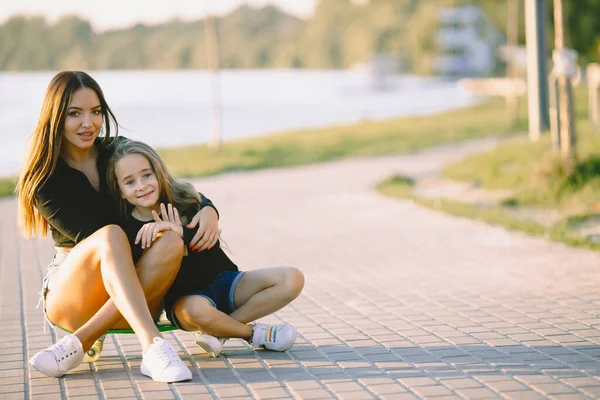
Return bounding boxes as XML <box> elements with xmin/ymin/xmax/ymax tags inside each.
<box><xmin>107</xmin><ymin>139</ymin><xmax>305</xmax><ymax>356</ymax></box>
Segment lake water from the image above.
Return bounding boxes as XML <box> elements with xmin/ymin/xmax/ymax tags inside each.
<box><xmin>0</xmin><ymin>70</ymin><xmax>478</xmax><ymax>177</ymax></box>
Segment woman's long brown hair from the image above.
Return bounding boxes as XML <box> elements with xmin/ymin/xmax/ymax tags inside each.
<box><xmin>17</xmin><ymin>71</ymin><xmax>119</xmax><ymax>238</ymax></box>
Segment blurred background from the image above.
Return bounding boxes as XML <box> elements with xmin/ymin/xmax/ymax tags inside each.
<box><xmin>0</xmin><ymin>0</ymin><xmax>599</xmax><ymax>185</ymax></box>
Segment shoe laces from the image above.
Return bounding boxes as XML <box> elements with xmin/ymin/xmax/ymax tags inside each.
<box><xmin>50</xmin><ymin>337</ymin><xmax>79</xmax><ymax>362</ymax></box>
<box><xmin>151</xmin><ymin>339</ymin><xmax>180</xmax><ymax>363</ymax></box>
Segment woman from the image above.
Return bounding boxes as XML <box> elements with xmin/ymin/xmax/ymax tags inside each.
<box><xmin>17</xmin><ymin>71</ymin><xmax>219</xmax><ymax>382</ymax></box>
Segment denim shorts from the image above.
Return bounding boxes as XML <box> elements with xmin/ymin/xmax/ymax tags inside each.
<box><xmin>38</xmin><ymin>251</ymin><xmax>70</xmax><ymax>328</ymax></box>
<box><xmin>166</xmin><ymin>270</ymin><xmax>245</xmax><ymax>330</ymax></box>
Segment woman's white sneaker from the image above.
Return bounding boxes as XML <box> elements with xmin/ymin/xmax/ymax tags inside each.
<box><xmin>195</xmin><ymin>333</ymin><xmax>227</xmax><ymax>358</ymax></box>
<box><xmin>252</xmin><ymin>323</ymin><xmax>297</xmax><ymax>351</ymax></box>
<box><xmin>140</xmin><ymin>337</ymin><xmax>192</xmax><ymax>382</ymax></box>
<box><xmin>29</xmin><ymin>334</ymin><xmax>84</xmax><ymax>377</ymax></box>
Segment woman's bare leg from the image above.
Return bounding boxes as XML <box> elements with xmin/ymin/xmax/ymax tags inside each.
<box><xmin>68</xmin><ymin>231</ymin><xmax>184</xmax><ymax>350</ymax></box>
<box><xmin>174</xmin><ymin>267</ymin><xmax>304</xmax><ymax>337</ymax></box>
<box><xmin>46</xmin><ymin>225</ymin><xmax>182</xmax><ymax>351</ymax></box>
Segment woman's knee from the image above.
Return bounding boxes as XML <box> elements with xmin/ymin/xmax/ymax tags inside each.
<box><xmin>148</xmin><ymin>231</ymin><xmax>184</xmax><ymax>262</ymax></box>
<box><xmin>97</xmin><ymin>224</ymin><xmax>128</xmax><ymax>250</ymax></box>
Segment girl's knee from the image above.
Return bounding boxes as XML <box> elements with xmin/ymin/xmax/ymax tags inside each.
<box><xmin>174</xmin><ymin>296</ymin><xmax>215</xmax><ymax>327</ymax></box>
<box><xmin>282</xmin><ymin>266</ymin><xmax>304</xmax><ymax>297</ymax></box>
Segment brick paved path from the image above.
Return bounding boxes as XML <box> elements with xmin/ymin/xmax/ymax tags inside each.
<box><xmin>3</xmin><ymin>136</ymin><xmax>600</xmax><ymax>399</ymax></box>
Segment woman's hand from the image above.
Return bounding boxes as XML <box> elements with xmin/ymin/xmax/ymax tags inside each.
<box><xmin>135</xmin><ymin>203</ymin><xmax>183</xmax><ymax>249</ymax></box>
<box><xmin>186</xmin><ymin>206</ymin><xmax>219</xmax><ymax>252</ymax></box>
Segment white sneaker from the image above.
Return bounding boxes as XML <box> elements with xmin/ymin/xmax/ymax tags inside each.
<box><xmin>252</xmin><ymin>323</ymin><xmax>297</xmax><ymax>351</ymax></box>
<box><xmin>29</xmin><ymin>334</ymin><xmax>84</xmax><ymax>377</ymax></box>
<box><xmin>195</xmin><ymin>333</ymin><xmax>227</xmax><ymax>357</ymax></box>
<box><xmin>140</xmin><ymin>337</ymin><xmax>192</xmax><ymax>382</ymax></box>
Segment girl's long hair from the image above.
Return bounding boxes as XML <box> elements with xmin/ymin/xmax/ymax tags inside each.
<box><xmin>106</xmin><ymin>139</ymin><xmax>201</xmax><ymax>222</ymax></box>
<box><xmin>17</xmin><ymin>71</ymin><xmax>119</xmax><ymax>238</ymax></box>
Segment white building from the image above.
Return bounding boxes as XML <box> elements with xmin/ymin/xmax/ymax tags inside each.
<box><xmin>434</xmin><ymin>5</ymin><xmax>503</xmax><ymax>76</ymax></box>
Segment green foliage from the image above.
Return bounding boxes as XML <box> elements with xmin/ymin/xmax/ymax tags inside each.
<box><xmin>0</xmin><ymin>177</ymin><xmax>15</xmax><ymax>198</ymax></box>
<box><xmin>553</xmin><ymin>0</ymin><xmax>600</xmax><ymax>64</ymax></box>
<box><xmin>2</xmin><ymin>0</ymin><xmax>597</xmax><ymax>72</ymax></box>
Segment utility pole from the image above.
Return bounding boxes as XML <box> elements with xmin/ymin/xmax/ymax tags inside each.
<box><xmin>552</xmin><ymin>0</ymin><xmax>577</xmax><ymax>159</ymax></box>
<box><xmin>506</xmin><ymin>0</ymin><xmax>520</xmax><ymax>126</ymax></box>
<box><xmin>204</xmin><ymin>13</ymin><xmax>222</xmax><ymax>150</ymax></box>
<box><xmin>524</xmin><ymin>0</ymin><xmax>549</xmax><ymax>141</ymax></box>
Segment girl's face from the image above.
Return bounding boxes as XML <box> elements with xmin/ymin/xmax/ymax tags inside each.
<box><xmin>114</xmin><ymin>153</ymin><xmax>160</xmax><ymax>212</ymax></box>
<box><xmin>62</xmin><ymin>87</ymin><xmax>103</xmax><ymax>152</ymax></box>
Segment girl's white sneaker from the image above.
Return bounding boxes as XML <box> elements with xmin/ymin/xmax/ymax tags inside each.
<box><xmin>252</xmin><ymin>323</ymin><xmax>297</xmax><ymax>351</ymax></box>
<box><xmin>195</xmin><ymin>333</ymin><xmax>227</xmax><ymax>358</ymax></box>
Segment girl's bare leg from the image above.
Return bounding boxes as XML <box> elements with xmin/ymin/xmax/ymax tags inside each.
<box><xmin>46</xmin><ymin>225</ymin><xmax>182</xmax><ymax>351</ymax></box>
<box><xmin>174</xmin><ymin>267</ymin><xmax>304</xmax><ymax>337</ymax></box>
<box><xmin>230</xmin><ymin>267</ymin><xmax>304</xmax><ymax>323</ymax></box>
<box><xmin>174</xmin><ymin>296</ymin><xmax>253</xmax><ymax>338</ymax></box>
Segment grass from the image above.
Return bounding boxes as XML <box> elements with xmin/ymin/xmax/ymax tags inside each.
<box><xmin>378</xmin><ymin>175</ymin><xmax>600</xmax><ymax>250</ymax></box>
<box><xmin>379</xmin><ymin>84</ymin><xmax>600</xmax><ymax>249</ymax></box>
<box><xmin>158</xmin><ymin>98</ymin><xmax>527</xmax><ymax>178</ymax></box>
<box><xmin>442</xmin><ymin>86</ymin><xmax>599</xmax><ymax>215</ymax></box>
<box><xmin>0</xmin><ymin>95</ymin><xmax>525</xmax><ymax>198</ymax></box>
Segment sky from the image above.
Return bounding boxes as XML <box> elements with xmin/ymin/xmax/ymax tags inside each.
<box><xmin>0</xmin><ymin>0</ymin><xmax>318</xmax><ymax>31</ymax></box>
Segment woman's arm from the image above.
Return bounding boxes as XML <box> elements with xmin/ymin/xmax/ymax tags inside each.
<box><xmin>198</xmin><ymin>192</ymin><xmax>219</xmax><ymax>219</ymax></box>
<box><xmin>185</xmin><ymin>195</ymin><xmax>220</xmax><ymax>252</ymax></box>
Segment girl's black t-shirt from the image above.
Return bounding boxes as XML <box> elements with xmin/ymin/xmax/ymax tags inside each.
<box><xmin>120</xmin><ymin>204</ymin><xmax>238</xmax><ymax>306</ymax></box>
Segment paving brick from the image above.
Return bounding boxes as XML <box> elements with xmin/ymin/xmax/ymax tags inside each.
<box><xmin>484</xmin><ymin>379</ymin><xmax>529</xmax><ymax>393</ymax></box>
<box><xmin>454</xmin><ymin>387</ymin><xmax>501</xmax><ymax>399</ymax></box>
<box><xmin>549</xmin><ymin>394</ymin><xmax>592</xmax><ymax>400</ymax></box>
<box><xmin>337</xmin><ymin>391</ymin><xmax>376</xmax><ymax>400</ymax></box>
<box><xmin>288</xmin><ymin>388</ymin><xmax>335</xmax><ymax>399</ymax></box>
<box><xmin>324</xmin><ymin>381</ymin><xmax>364</xmax><ymax>393</ymax></box>
<box><xmin>412</xmin><ymin>385</ymin><xmax>456</xmax><ymax>397</ymax></box>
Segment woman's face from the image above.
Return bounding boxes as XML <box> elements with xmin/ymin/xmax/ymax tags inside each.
<box><xmin>62</xmin><ymin>87</ymin><xmax>103</xmax><ymax>152</ymax></box>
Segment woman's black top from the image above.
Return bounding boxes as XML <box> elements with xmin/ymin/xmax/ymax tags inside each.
<box><xmin>35</xmin><ymin>138</ymin><xmax>121</xmax><ymax>247</ymax></box>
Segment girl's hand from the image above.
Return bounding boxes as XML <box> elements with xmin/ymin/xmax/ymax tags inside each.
<box><xmin>186</xmin><ymin>206</ymin><xmax>219</xmax><ymax>252</ymax></box>
<box><xmin>135</xmin><ymin>204</ymin><xmax>183</xmax><ymax>249</ymax></box>
<box><xmin>156</xmin><ymin>203</ymin><xmax>182</xmax><ymax>225</ymax></box>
